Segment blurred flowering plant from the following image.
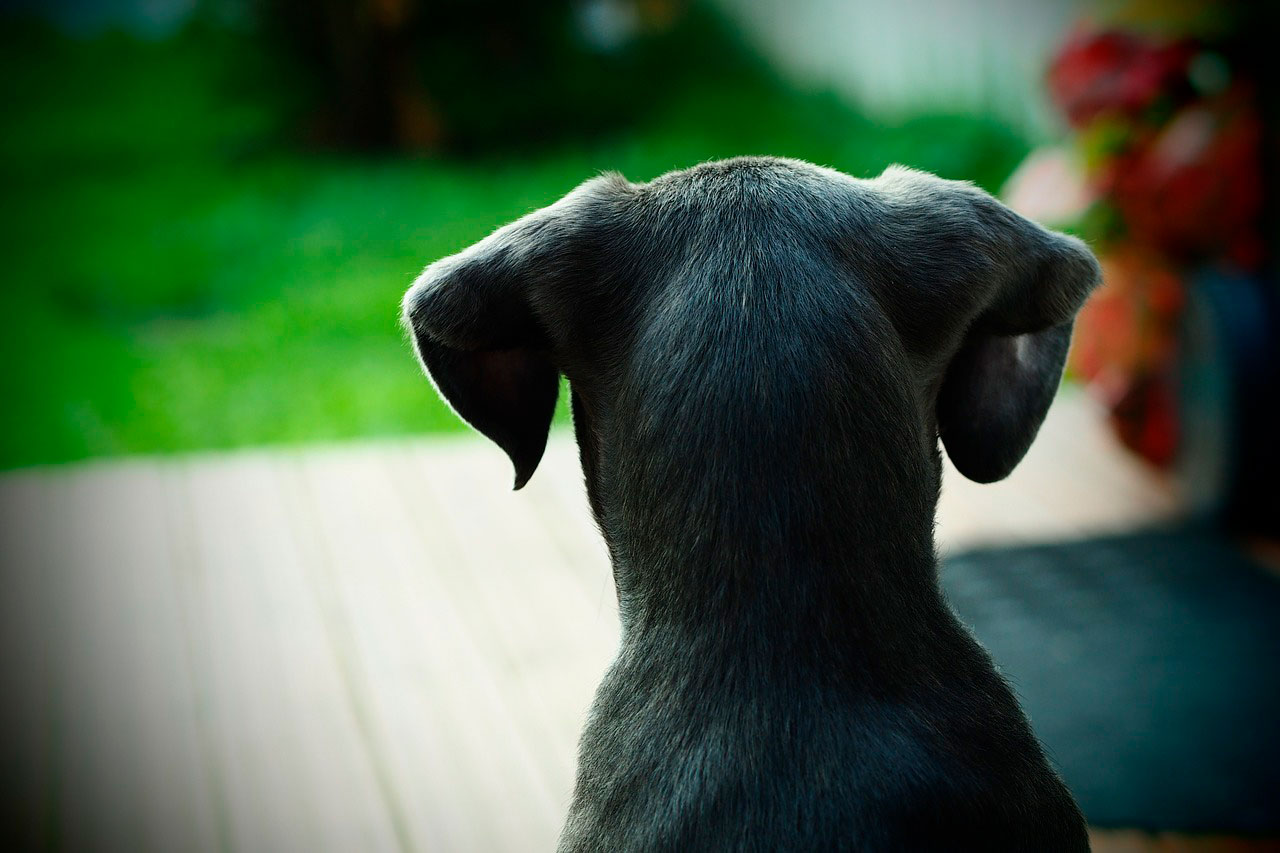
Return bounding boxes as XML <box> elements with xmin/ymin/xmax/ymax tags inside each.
<box><xmin>1046</xmin><ymin>24</ymin><xmax>1263</xmax><ymax>466</ymax></box>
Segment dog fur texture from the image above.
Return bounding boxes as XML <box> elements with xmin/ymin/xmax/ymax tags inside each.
<box><xmin>403</xmin><ymin>157</ymin><xmax>1101</xmax><ymax>851</ymax></box>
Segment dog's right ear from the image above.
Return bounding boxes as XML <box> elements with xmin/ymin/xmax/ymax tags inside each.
<box><xmin>402</xmin><ymin>176</ymin><xmax>620</xmax><ymax>489</ymax></box>
<box><xmin>936</xmin><ymin>207</ymin><xmax>1101</xmax><ymax>484</ymax></box>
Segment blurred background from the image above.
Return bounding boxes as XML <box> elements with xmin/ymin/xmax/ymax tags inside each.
<box><xmin>0</xmin><ymin>0</ymin><xmax>1276</xmax><ymax>850</ymax></box>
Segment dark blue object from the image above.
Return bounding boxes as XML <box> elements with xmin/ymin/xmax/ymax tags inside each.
<box><xmin>1180</xmin><ymin>270</ymin><xmax>1280</xmax><ymax>534</ymax></box>
<box><xmin>944</xmin><ymin>528</ymin><xmax>1280</xmax><ymax>832</ymax></box>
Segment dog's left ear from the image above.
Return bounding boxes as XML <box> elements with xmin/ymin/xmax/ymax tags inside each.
<box><xmin>937</xmin><ymin>209</ymin><xmax>1101</xmax><ymax>484</ymax></box>
<box><xmin>403</xmin><ymin>178</ymin><xmax>616</xmax><ymax>489</ymax></box>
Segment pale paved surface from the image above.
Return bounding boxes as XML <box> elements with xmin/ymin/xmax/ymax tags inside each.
<box><xmin>0</xmin><ymin>388</ymin><xmax>1213</xmax><ymax>852</ymax></box>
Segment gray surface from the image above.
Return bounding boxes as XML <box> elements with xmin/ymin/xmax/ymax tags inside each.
<box><xmin>945</xmin><ymin>529</ymin><xmax>1280</xmax><ymax>833</ymax></box>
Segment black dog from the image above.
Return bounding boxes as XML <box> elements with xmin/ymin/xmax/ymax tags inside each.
<box><xmin>403</xmin><ymin>157</ymin><xmax>1099</xmax><ymax>851</ymax></box>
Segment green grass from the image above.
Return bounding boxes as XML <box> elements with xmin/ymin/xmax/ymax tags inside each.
<box><xmin>0</xmin><ymin>21</ymin><xmax>1028</xmax><ymax>469</ymax></box>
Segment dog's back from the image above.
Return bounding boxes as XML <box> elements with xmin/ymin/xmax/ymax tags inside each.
<box><xmin>562</xmin><ymin>620</ymin><xmax>1087</xmax><ymax>851</ymax></box>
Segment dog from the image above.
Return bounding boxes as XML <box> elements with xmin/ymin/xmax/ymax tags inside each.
<box><xmin>403</xmin><ymin>157</ymin><xmax>1100</xmax><ymax>851</ymax></box>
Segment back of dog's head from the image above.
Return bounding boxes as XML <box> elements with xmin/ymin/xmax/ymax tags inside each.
<box><xmin>403</xmin><ymin>157</ymin><xmax>1100</xmax><ymax>593</ymax></box>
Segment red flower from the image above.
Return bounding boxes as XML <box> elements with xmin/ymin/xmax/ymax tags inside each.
<box><xmin>1109</xmin><ymin>93</ymin><xmax>1262</xmax><ymax>264</ymax></box>
<box><xmin>1048</xmin><ymin>29</ymin><xmax>1194</xmax><ymax>127</ymax></box>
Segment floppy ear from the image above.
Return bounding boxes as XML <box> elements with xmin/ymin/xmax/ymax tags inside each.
<box><xmin>402</xmin><ymin>187</ymin><xmax>600</xmax><ymax>489</ymax></box>
<box><xmin>937</xmin><ymin>215</ymin><xmax>1102</xmax><ymax>484</ymax></box>
<box><xmin>410</xmin><ymin>337</ymin><xmax>558</xmax><ymax>491</ymax></box>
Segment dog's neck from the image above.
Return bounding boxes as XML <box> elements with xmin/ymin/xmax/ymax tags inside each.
<box><xmin>582</xmin><ymin>383</ymin><xmax>947</xmax><ymax>673</ymax></box>
<box><xmin>572</xmin><ymin>238</ymin><xmax>957</xmax><ymax>672</ymax></box>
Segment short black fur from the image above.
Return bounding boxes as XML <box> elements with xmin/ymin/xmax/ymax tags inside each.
<box><xmin>403</xmin><ymin>158</ymin><xmax>1101</xmax><ymax>851</ymax></box>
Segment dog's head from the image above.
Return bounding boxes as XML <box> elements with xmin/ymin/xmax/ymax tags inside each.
<box><xmin>403</xmin><ymin>158</ymin><xmax>1100</xmax><ymax>519</ymax></box>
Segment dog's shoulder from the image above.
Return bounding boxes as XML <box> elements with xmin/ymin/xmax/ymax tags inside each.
<box><xmin>560</xmin><ymin>665</ymin><xmax>1087</xmax><ymax>852</ymax></box>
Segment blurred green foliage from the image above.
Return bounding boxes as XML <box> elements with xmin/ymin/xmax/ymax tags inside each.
<box><xmin>258</xmin><ymin>0</ymin><xmax>683</xmax><ymax>151</ymax></box>
<box><xmin>0</xmin><ymin>13</ymin><xmax>1027</xmax><ymax>469</ymax></box>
